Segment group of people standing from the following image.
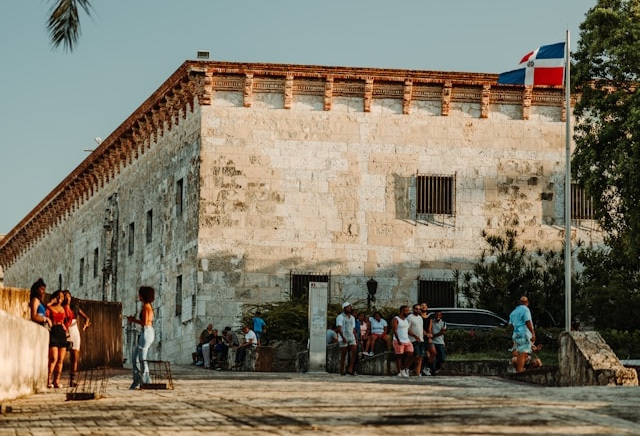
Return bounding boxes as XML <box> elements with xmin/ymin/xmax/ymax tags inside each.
<box><xmin>332</xmin><ymin>302</ymin><xmax>446</xmax><ymax>377</ymax></box>
<box><xmin>29</xmin><ymin>278</ymin><xmax>156</xmax><ymax>391</ymax></box>
<box><xmin>29</xmin><ymin>278</ymin><xmax>90</xmax><ymax>389</ymax></box>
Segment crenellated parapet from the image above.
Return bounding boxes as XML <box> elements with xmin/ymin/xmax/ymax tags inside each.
<box><xmin>0</xmin><ymin>60</ymin><xmax>569</xmax><ymax>269</ymax></box>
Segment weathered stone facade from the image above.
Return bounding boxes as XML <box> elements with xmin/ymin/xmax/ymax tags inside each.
<box><xmin>0</xmin><ymin>61</ymin><xmax>602</xmax><ymax>364</ymax></box>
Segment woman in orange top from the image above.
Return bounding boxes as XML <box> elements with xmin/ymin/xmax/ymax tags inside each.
<box><xmin>127</xmin><ymin>286</ymin><xmax>155</xmax><ymax>390</ymax></box>
<box><xmin>46</xmin><ymin>290</ymin><xmax>68</xmax><ymax>388</ymax></box>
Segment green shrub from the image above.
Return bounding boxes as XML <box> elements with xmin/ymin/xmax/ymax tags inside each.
<box><xmin>598</xmin><ymin>329</ymin><xmax>640</xmax><ymax>359</ymax></box>
<box><xmin>444</xmin><ymin>327</ymin><xmax>561</xmax><ymax>355</ymax></box>
<box><xmin>241</xmin><ymin>298</ymin><xmax>391</xmax><ymax>343</ymax></box>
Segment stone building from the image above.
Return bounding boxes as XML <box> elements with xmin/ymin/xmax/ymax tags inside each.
<box><xmin>0</xmin><ymin>61</ymin><xmax>601</xmax><ymax>363</ymax></box>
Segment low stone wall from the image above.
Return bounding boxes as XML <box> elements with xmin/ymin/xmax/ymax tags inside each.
<box><xmin>0</xmin><ymin>309</ymin><xmax>48</xmax><ymax>402</ymax></box>
<box><xmin>444</xmin><ymin>360</ymin><xmax>511</xmax><ymax>376</ymax></box>
<box><xmin>0</xmin><ymin>287</ymin><xmax>29</xmax><ymax>320</ymax></box>
<box><xmin>226</xmin><ymin>346</ymin><xmax>258</xmax><ymax>371</ymax></box>
<box><xmin>506</xmin><ymin>366</ymin><xmax>559</xmax><ymax>386</ymax></box>
<box><xmin>558</xmin><ymin>331</ymin><xmax>638</xmax><ymax>386</ymax></box>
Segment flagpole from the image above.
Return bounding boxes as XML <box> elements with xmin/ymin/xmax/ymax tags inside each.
<box><xmin>564</xmin><ymin>29</ymin><xmax>572</xmax><ymax>333</ymax></box>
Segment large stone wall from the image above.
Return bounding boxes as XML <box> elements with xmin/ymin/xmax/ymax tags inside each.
<box><xmin>3</xmin><ymin>107</ymin><xmax>202</xmax><ymax>364</ymax></box>
<box><xmin>196</xmin><ymin>88</ymin><xmax>601</xmax><ymax>314</ymax></box>
<box><xmin>0</xmin><ymin>62</ymin><xmax>605</xmax><ymax>365</ymax></box>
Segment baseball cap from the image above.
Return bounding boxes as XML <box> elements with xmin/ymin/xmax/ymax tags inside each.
<box><xmin>342</xmin><ymin>302</ymin><xmax>351</xmax><ymax>309</ymax></box>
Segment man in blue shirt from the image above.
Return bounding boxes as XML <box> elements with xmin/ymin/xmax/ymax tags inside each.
<box><xmin>252</xmin><ymin>312</ymin><xmax>267</xmax><ymax>345</ymax></box>
<box><xmin>508</xmin><ymin>296</ymin><xmax>536</xmax><ymax>373</ymax></box>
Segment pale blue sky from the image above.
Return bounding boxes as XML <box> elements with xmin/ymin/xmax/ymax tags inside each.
<box><xmin>0</xmin><ymin>0</ymin><xmax>596</xmax><ymax>234</ymax></box>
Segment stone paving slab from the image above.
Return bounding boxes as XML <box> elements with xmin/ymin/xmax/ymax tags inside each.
<box><xmin>1</xmin><ymin>365</ymin><xmax>639</xmax><ymax>435</ymax></box>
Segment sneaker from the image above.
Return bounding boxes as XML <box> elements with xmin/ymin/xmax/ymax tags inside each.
<box><xmin>424</xmin><ymin>368</ymin><xmax>432</xmax><ymax>376</ymax></box>
<box><xmin>397</xmin><ymin>372</ymin><xmax>404</xmax><ymax>377</ymax></box>
<box><xmin>368</xmin><ymin>352</ymin><xmax>375</xmax><ymax>357</ymax></box>
<box><xmin>195</xmin><ymin>361</ymin><xmax>204</xmax><ymax>366</ymax></box>
<box><xmin>129</xmin><ymin>382</ymin><xmax>139</xmax><ymax>390</ymax></box>
<box><xmin>402</xmin><ymin>369</ymin><xmax>409</xmax><ymax>378</ymax></box>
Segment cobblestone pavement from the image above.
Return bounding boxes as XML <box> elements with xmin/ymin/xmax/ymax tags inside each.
<box><xmin>1</xmin><ymin>364</ymin><xmax>639</xmax><ymax>435</ymax></box>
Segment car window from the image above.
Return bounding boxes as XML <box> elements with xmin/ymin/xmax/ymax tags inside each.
<box><xmin>475</xmin><ymin>313</ymin><xmax>505</xmax><ymax>327</ymax></box>
<box><xmin>440</xmin><ymin>312</ymin><xmax>467</xmax><ymax>324</ymax></box>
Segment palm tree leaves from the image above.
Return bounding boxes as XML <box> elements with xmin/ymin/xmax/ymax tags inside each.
<box><xmin>46</xmin><ymin>0</ymin><xmax>93</xmax><ymax>52</ymax></box>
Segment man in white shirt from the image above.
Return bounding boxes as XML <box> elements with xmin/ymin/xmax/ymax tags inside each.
<box><xmin>391</xmin><ymin>305</ymin><xmax>414</xmax><ymax>377</ymax></box>
<box><xmin>234</xmin><ymin>325</ymin><xmax>257</xmax><ymax>368</ymax></box>
<box><xmin>336</xmin><ymin>302</ymin><xmax>357</xmax><ymax>375</ymax></box>
<box><xmin>406</xmin><ymin>304</ymin><xmax>425</xmax><ymax>377</ymax></box>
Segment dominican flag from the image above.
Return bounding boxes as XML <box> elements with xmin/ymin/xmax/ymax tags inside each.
<box><xmin>498</xmin><ymin>42</ymin><xmax>566</xmax><ymax>86</ymax></box>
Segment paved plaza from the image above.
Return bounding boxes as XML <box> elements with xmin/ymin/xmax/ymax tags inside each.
<box><xmin>1</xmin><ymin>364</ymin><xmax>639</xmax><ymax>435</ymax></box>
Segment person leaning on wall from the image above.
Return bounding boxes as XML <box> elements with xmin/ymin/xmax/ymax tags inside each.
<box><xmin>29</xmin><ymin>278</ymin><xmax>51</xmax><ymax>328</ymax></box>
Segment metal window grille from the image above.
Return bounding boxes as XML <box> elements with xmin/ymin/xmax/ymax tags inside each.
<box><xmin>146</xmin><ymin>210</ymin><xmax>153</xmax><ymax>244</ymax></box>
<box><xmin>290</xmin><ymin>272</ymin><xmax>329</xmax><ymax>300</ymax></box>
<box><xmin>416</xmin><ymin>174</ymin><xmax>455</xmax><ymax>216</ymax></box>
<box><xmin>571</xmin><ymin>183</ymin><xmax>594</xmax><ymax>220</ymax></box>
<box><xmin>175</xmin><ymin>275</ymin><xmax>183</xmax><ymax>316</ymax></box>
<box><xmin>79</xmin><ymin>258</ymin><xmax>85</xmax><ymax>287</ymax></box>
<box><xmin>176</xmin><ymin>179</ymin><xmax>184</xmax><ymax>216</ymax></box>
<box><xmin>128</xmin><ymin>222</ymin><xmax>135</xmax><ymax>256</ymax></box>
<box><xmin>418</xmin><ymin>279</ymin><xmax>455</xmax><ymax>307</ymax></box>
<box><xmin>93</xmin><ymin>247</ymin><xmax>99</xmax><ymax>278</ymax></box>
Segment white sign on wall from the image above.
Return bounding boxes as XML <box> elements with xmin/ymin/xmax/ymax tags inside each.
<box><xmin>181</xmin><ymin>295</ymin><xmax>193</xmax><ymax>323</ymax></box>
<box><xmin>308</xmin><ymin>281</ymin><xmax>328</xmax><ymax>372</ymax></box>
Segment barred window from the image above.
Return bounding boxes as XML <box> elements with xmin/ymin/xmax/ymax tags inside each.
<box><xmin>418</xmin><ymin>279</ymin><xmax>455</xmax><ymax>307</ymax></box>
<box><xmin>416</xmin><ymin>174</ymin><xmax>455</xmax><ymax>216</ymax></box>
<box><xmin>175</xmin><ymin>275</ymin><xmax>183</xmax><ymax>317</ymax></box>
<box><xmin>128</xmin><ymin>222</ymin><xmax>135</xmax><ymax>256</ymax></box>
<box><xmin>176</xmin><ymin>178</ymin><xmax>184</xmax><ymax>216</ymax></box>
<box><xmin>93</xmin><ymin>247</ymin><xmax>99</xmax><ymax>278</ymax></box>
<box><xmin>291</xmin><ymin>272</ymin><xmax>329</xmax><ymax>300</ymax></box>
<box><xmin>79</xmin><ymin>258</ymin><xmax>85</xmax><ymax>287</ymax></box>
<box><xmin>571</xmin><ymin>183</ymin><xmax>594</xmax><ymax>220</ymax></box>
<box><xmin>146</xmin><ymin>209</ymin><xmax>153</xmax><ymax>244</ymax></box>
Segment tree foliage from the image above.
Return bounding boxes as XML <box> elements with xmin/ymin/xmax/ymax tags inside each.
<box><xmin>573</xmin><ymin>0</ymin><xmax>640</xmax><ymax>267</ymax></box>
<box><xmin>571</xmin><ymin>0</ymin><xmax>640</xmax><ymax>330</ymax></box>
<box><xmin>457</xmin><ymin>229</ymin><xmax>576</xmax><ymax>327</ymax></box>
<box><xmin>576</xmin><ymin>244</ymin><xmax>640</xmax><ymax>330</ymax></box>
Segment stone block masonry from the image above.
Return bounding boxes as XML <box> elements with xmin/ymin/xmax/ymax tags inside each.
<box><xmin>559</xmin><ymin>331</ymin><xmax>638</xmax><ymax>386</ymax></box>
<box><xmin>0</xmin><ymin>61</ymin><xmax>604</xmax><ymax>364</ymax></box>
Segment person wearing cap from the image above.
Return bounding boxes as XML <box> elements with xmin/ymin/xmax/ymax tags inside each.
<box><xmin>336</xmin><ymin>302</ymin><xmax>357</xmax><ymax>375</ymax></box>
<box><xmin>508</xmin><ymin>296</ymin><xmax>535</xmax><ymax>373</ymax></box>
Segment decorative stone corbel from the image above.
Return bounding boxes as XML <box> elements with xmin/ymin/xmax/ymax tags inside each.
<box><xmin>403</xmin><ymin>79</ymin><xmax>413</xmax><ymax>115</ymax></box>
<box><xmin>284</xmin><ymin>74</ymin><xmax>294</xmax><ymax>109</ymax></box>
<box><xmin>324</xmin><ymin>75</ymin><xmax>334</xmax><ymax>111</ymax></box>
<box><xmin>244</xmin><ymin>73</ymin><xmax>254</xmax><ymax>108</ymax></box>
<box><xmin>441</xmin><ymin>82</ymin><xmax>452</xmax><ymax>116</ymax></box>
<box><xmin>363</xmin><ymin>78</ymin><xmax>374</xmax><ymax>113</ymax></box>
<box><xmin>523</xmin><ymin>86</ymin><xmax>533</xmax><ymax>120</ymax></box>
<box><xmin>481</xmin><ymin>84</ymin><xmax>491</xmax><ymax>119</ymax></box>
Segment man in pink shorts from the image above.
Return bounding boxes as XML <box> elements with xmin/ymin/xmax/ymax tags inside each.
<box><xmin>391</xmin><ymin>305</ymin><xmax>414</xmax><ymax>377</ymax></box>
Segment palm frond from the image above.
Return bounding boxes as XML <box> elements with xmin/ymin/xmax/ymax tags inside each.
<box><xmin>47</xmin><ymin>0</ymin><xmax>93</xmax><ymax>52</ymax></box>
